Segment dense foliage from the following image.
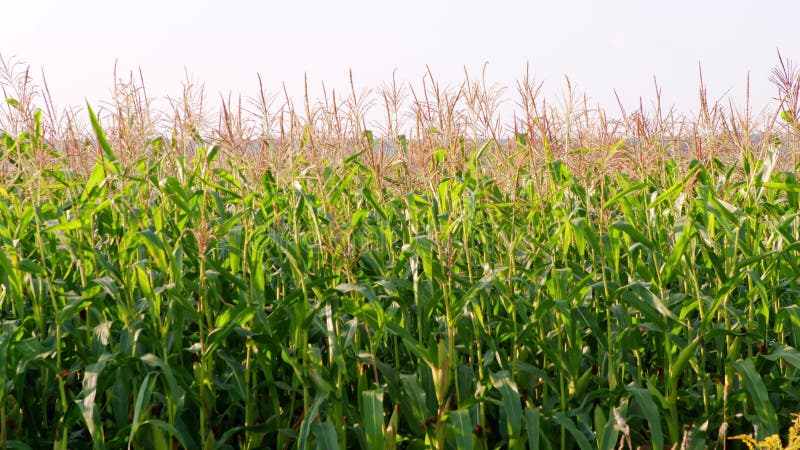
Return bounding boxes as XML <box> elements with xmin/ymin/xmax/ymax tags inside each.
<box><xmin>2</xmin><ymin>109</ymin><xmax>800</xmax><ymax>449</ymax></box>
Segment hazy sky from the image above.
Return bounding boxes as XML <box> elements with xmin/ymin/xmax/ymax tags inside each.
<box><xmin>1</xmin><ymin>1</ymin><xmax>798</xmax><ymax>121</ymax></box>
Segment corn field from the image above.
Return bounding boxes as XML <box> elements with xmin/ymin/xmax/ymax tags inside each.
<box><xmin>2</xmin><ymin>55</ymin><xmax>800</xmax><ymax>449</ymax></box>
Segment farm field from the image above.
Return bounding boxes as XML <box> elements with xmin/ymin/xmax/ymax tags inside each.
<box><xmin>2</xmin><ymin>59</ymin><xmax>800</xmax><ymax>449</ymax></box>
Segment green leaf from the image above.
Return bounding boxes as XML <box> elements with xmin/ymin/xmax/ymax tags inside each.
<box><xmin>400</xmin><ymin>373</ymin><xmax>430</xmax><ymax>423</ymax></box>
<box><xmin>617</xmin><ymin>285</ymin><xmax>668</xmax><ymax>331</ymax></box>
<box><xmin>44</xmin><ymin>219</ymin><xmax>83</xmax><ymax>233</ymax></box>
<box><xmin>78</xmin><ymin>353</ymin><xmax>115</xmax><ymax>444</ymax></box>
<box><xmin>362</xmin><ymin>389</ymin><xmax>385</xmax><ymax>449</ymax></box>
<box><xmin>87</xmin><ymin>102</ymin><xmax>119</xmax><ymax>169</ymax></box>
<box><xmin>162</xmin><ymin>176</ymin><xmax>193</xmax><ymax>214</ymax></box>
<box><xmin>760</xmin><ymin>343</ymin><xmax>800</xmax><ymax>369</ymax></box>
<box><xmin>626</xmin><ymin>386</ymin><xmax>663</xmax><ymax>450</ymax></box>
<box><xmin>668</xmin><ymin>335</ymin><xmax>701</xmax><ymax>393</ymax></box>
<box><xmin>491</xmin><ymin>371</ymin><xmax>522</xmax><ymax>440</ymax></box>
<box><xmin>732</xmin><ymin>358</ymin><xmax>779</xmax><ymax>439</ymax></box>
<box><xmin>650</xmin><ymin>163</ymin><xmax>701</xmax><ymax>209</ymax></box>
<box><xmin>143</xmin><ymin>418</ymin><xmax>191</xmax><ymax>448</ymax></box>
<box><xmin>298</xmin><ymin>392</ymin><xmax>329</xmax><ymax>450</ymax></box>
<box><xmin>335</xmin><ymin>283</ymin><xmax>378</xmax><ymax>302</ymax></box>
<box><xmin>552</xmin><ymin>413</ymin><xmax>593</xmax><ymax>450</ymax></box>
<box><xmin>128</xmin><ymin>372</ymin><xmax>158</xmax><ymax>447</ymax></box>
<box><xmin>80</xmin><ymin>161</ymin><xmax>108</xmax><ymax>204</ymax></box>
<box><xmin>603</xmin><ymin>182</ymin><xmax>646</xmax><ymax>209</ymax></box>
<box><xmin>138</xmin><ymin>354</ymin><xmax>183</xmax><ymax>420</ymax></box>
<box><xmin>17</xmin><ymin>258</ymin><xmax>46</xmax><ymax>276</ymax></box>
<box><xmin>57</xmin><ymin>296</ymin><xmax>93</xmax><ymax>323</ymax></box>
<box><xmin>450</xmin><ymin>409</ymin><xmax>474</xmax><ymax>450</ymax></box>
<box><xmin>611</xmin><ymin>221</ymin><xmax>654</xmax><ymax>249</ymax></box>
<box><xmin>312</xmin><ymin>422</ymin><xmax>340</xmax><ymax>450</ymax></box>
<box><xmin>756</xmin><ymin>180</ymin><xmax>800</xmax><ymax>193</ymax></box>
<box><xmin>471</xmin><ymin>139</ymin><xmax>493</xmax><ymax>168</ymax></box>
<box><xmin>433</xmin><ymin>148</ymin><xmax>446</xmax><ymax>164</ymax></box>
<box><xmin>662</xmin><ymin>215</ymin><xmax>695</xmax><ymax>286</ymax></box>
<box><xmin>596</xmin><ymin>407</ymin><xmax>619</xmax><ymax>450</ymax></box>
<box><xmin>525</xmin><ymin>407</ymin><xmax>540</xmax><ymax>450</ymax></box>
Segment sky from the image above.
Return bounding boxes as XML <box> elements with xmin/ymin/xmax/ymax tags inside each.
<box><xmin>1</xmin><ymin>0</ymin><xmax>799</xmax><ymax>125</ymax></box>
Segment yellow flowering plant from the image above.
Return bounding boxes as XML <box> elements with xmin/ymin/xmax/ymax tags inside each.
<box><xmin>732</xmin><ymin>415</ymin><xmax>800</xmax><ymax>450</ymax></box>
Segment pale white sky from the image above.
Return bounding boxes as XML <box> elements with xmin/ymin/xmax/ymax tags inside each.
<box><xmin>1</xmin><ymin>1</ymin><xmax>798</xmax><ymax>122</ymax></box>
